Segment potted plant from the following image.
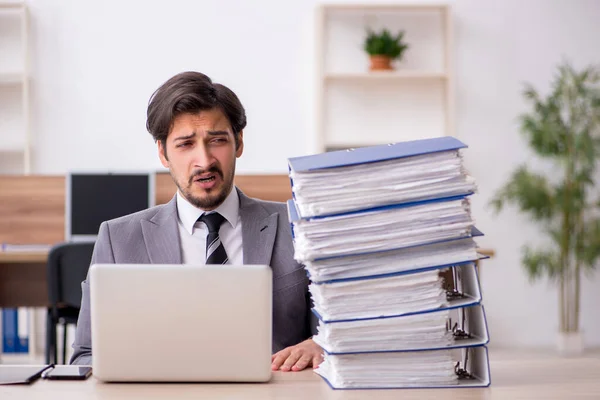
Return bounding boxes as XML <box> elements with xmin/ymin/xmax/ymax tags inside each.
<box><xmin>363</xmin><ymin>28</ymin><xmax>408</xmax><ymax>71</ymax></box>
<box><xmin>490</xmin><ymin>62</ymin><xmax>600</xmax><ymax>356</ymax></box>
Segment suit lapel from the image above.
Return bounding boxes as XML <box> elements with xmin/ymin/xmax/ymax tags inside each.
<box><xmin>238</xmin><ymin>189</ymin><xmax>278</xmax><ymax>266</ymax></box>
<box><xmin>141</xmin><ymin>196</ymin><xmax>182</xmax><ymax>264</ymax></box>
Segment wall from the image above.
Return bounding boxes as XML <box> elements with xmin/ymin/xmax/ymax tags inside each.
<box><xmin>8</xmin><ymin>0</ymin><xmax>600</xmax><ymax>349</ymax></box>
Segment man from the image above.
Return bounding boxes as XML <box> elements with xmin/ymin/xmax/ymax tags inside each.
<box><xmin>70</xmin><ymin>71</ymin><xmax>323</xmax><ymax>372</ymax></box>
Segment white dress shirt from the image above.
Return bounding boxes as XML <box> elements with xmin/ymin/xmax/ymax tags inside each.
<box><xmin>176</xmin><ymin>188</ymin><xmax>243</xmax><ymax>265</ymax></box>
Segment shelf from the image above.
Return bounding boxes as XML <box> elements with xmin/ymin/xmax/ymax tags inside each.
<box><xmin>0</xmin><ymin>73</ymin><xmax>24</xmax><ymax>85</ymax></box>
<box><xmin>0</xmin><ymin>144</ymin><xmax>25</xmax><ymax>153</ymax></box>
<box><xmin>325</xmin><ymin>71</ymin><xmax>448</xmax><ymax>81</ymax></box>
<box><xmin>322</xmin><ymin>3</ymin><xmax>447</xmax><ymax>12</ymax></box>
<box><xmin>0</xmin><ymin>1</ymin><xmax>24</xmax><ymax>8</ymax></box>
<box><xmin>0</xmin><ymin>2</ymin><xmax>24</xmax><ymax>12</ymax></box>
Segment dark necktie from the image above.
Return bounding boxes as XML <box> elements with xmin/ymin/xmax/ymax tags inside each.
<box><xmin>198</xmin><ymin>212</ymin><xmax>229</xmax><ymax>264</ymax></box>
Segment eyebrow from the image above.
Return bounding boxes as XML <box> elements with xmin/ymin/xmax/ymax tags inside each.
<box><xmin>207</xmin><ymin>130</ymin><xmax>230</xmax><ymax>137</ymax></box>
<box><xmin>173</xmin><ymin>132</ymin><xmax>196</xmax><ymax>142</ymax></box>
<box><xmin>173</xmin><ymin>131</ymin><xmax>230</xmax><ymax>142</ymax></box>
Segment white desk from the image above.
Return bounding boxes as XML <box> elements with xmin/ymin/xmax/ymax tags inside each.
<box><xmin>1</xmin><ymin>350</ymin><xmax>600</xmax><ymax>400</ymax></box>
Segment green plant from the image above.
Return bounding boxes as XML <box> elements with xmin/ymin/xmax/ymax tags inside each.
<box><xmin>490</xmin><ymin>61</ymin><xmax>600</xmax><ymax>334</ymax></box>
<box><xmin>363</xmin><ymin>28</ymin><xmax>408</xmax><ymax>60</ymax></box>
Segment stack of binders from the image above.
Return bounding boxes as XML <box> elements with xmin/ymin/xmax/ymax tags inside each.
<box><xmin>287</xmin><ymin>136</ymin><xmax>491</xmax><ymax>389</ymax></box>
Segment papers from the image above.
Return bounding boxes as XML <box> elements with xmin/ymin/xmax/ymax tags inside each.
<box><xmin>306</xmin><ymin>238</ymin><xmax>479</xmax><ymax>282</ymax></box>
<box><xmin>292</xmin><ymin>199</ymin><xmax>474</xmax><ymax>262</ymax></box>
<box><xmin>315</xmin><ymin>350</ymin><xmax>458</xmax><ymax>388</ymax></box>
<box><xmin>310</xmin><ymin>269</ymin><xmax>446</xmax><ymax>321</ymax></box>
<box><xmin>313</xmin><ymin>309</ymin><xmax>453</xmax><ymax>353</ymax></box>
<box><xmin>290</xmin><ymin>151</ymin><xmax>477</xmax><ymax>218</ymax></box>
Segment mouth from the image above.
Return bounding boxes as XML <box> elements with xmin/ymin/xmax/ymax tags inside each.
<box><xmin>194</xmin><ymin>174</ymin><xmax>216</xmax><ymax>183</ymax></box>
<box><xmin>190</xmin><ymin>170</ymin><xmax>222</xmax><ymax>191</ymax></box>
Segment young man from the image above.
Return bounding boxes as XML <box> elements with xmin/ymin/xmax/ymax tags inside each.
<box><xmin>70</xmin><ymin>71</ymin><xmax>322</xmax><ymax>372</ymax></box>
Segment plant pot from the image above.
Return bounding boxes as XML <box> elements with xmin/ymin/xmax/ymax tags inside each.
<box><xmin>557</xmin><ymin>331</ymin><xmax>584</xmax><ymax>356</ymax></box>
<box><xmin>369</xmin><ymin>55</ymin><xmax>393</xmax><ymax>71</ymax></box>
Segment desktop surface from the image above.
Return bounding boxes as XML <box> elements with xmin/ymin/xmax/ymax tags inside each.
<box><xmin>1</xmin><ymin>352</ymin><xmax>600</xmax><ymax>400</ymax></box>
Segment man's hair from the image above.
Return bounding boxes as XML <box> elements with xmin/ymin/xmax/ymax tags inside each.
<box><xmin>146</xmin><ymin>71</ymin><xmax>247</xmax><ymax>156</ymax></box>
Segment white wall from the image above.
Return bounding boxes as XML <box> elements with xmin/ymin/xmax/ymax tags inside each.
<box><xmin>11</xmin><ymin>0</ymin><xmax>600</xmax><ymax>349</ymax></box>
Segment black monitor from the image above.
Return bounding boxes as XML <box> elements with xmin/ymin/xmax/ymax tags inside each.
<box><xmin>66</xmin><ymin>172</ymin><xmax>155</xmax><ymax>241</ymax></box>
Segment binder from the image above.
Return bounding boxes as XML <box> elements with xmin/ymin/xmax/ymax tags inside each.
<box><xmin>1</xmin><ymin>308</ymin><xmax>29</xmax><ymax>354</ymax></box>
<box><xmin>288</xmin><ymin>136</ymin><xmax>467</xmax><ymax>173</ymax></box>
<box><xmin>315</xmin><ymin>345</ymin><xmax>491</xmax><ymax>389</ymax></box>
<box><xmin>311</xmin><ymin>262</ymin><xmax>483</xmax><ymax>323</ymax></box>
<box><xmin>286</xmin><ymin>193</ymin><xmax>472</xmax><ymax>222</ymax></box>
<box><xmin>287</xmin><ymin>197</ymin><xmax>476</xmax><ymax>262</ymax></box>
<box><xmin>308</xmin><ymin>252</ymin><xmax>489</xmax><ymax>284</ymax></box>
<box><xmin>2</xmin><ymin>309</ymin><xmax>17</xmax><ymax>354</ymax></box>
<box><xmin>313</xmin><ymin>304</ymin><xmax>489</xmax><ymax>354</ymax></box>
<box><xmin>288</xmin><ymin>137</ymin><xmax>473</xmax><ymax>218</ymax></box>
<box><xmin>16</xmin><ymin>308</ymin><xmax>29</xmax><ymax>353</ymax></box>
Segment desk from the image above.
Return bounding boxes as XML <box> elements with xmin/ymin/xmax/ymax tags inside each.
<box><xmin>1</xmin><ymin>350</ymin><xmax>600</xmax><ymax>399</ymax></box>
<box><xmin>0</xmin><ymin>251</ymin><xmax>49</xmax><ymax>307</ymax></box>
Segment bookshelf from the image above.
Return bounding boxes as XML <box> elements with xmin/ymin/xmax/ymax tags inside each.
<box><xmin>0</xmin><ymin>1</ymin><xmax>30</xmax><ymax>174</ymax></box>
<box><xmin>314</xmin><ymin>3</ymin><xmax>454</xmax><ymax>153</ymax></box>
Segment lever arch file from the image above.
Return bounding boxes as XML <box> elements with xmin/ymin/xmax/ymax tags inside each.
<box><xmin>315</xmin><ymin>345</ymin><xmax>491</xmax><ymax>389</ymax></box>
<box><xmin>310</xmin><ymin>262</ymin><xmax>483</xmax><ymax>323</ymax></box>
<box><xmin>286</xmin><ymin>136</ymin><xmax>491</xmax><ymax>389</ymax></box>
<box><xmin>313</xmin><ymin>304</ymin><xmax>489</xmax><ymax>354</ymax></box>
<box><xmin>288</xmin><ymin>136</ymin><xmax>475</xmax><ymax>218</ymax></box>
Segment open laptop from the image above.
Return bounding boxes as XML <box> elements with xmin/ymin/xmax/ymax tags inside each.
<box><xmin>89</xmin><ymin>264</ymin><xmax>272</xmax><ymax>382</ymax></box>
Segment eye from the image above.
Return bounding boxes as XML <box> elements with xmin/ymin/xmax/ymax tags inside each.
<box><xmin>176</xmin><ymin>141</ymin><xmax>193</xmax><ymax>148</ymax></box>
<box><xmin>211</xmin><ymin>137</ymin><xmax>228</xmax><ymax>144</ymax></box>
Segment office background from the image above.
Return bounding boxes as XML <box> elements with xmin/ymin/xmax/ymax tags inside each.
<box><xmin>1</xmin><ymin>0</ymin><xmax>600</xmax><ymax>357</ymax></box>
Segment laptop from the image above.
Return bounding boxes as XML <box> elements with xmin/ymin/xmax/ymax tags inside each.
<box><xmin>89</xmin><ymin>263</ymin><xmax>272</xmax><ymax>382</ymax></box>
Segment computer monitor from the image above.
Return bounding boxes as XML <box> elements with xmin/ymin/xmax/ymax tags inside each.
<box><xmin>66</xmin><ymin>172</ymin><xmax>155</xmax><ymax>242</ymax></box>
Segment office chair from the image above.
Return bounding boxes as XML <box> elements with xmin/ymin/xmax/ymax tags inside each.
<box><xmin>46</xmin><ymin>242</ymin><xmax>94</xmax><ymax>364</ymax></box>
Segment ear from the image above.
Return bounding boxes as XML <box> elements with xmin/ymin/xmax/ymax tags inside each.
<box><xmin>158</xmin><ymin>140</ymin><xmax>169</xmax><ymax>168</ymax></box>
<box><xmin>235</xmin><ymin>131</ymin><xmax>244</xmax><ymax>158</ymax></box>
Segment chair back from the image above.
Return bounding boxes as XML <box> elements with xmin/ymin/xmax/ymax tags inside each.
<box><xmin>47</xmin><ymin>242</ymin><xmax>95</xmax><ymax>310</ymax></box>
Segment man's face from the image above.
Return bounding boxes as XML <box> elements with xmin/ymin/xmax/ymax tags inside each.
<box><xmin>158</xmin><ymin>108</ymin><xmax>243</xmax><ymax>210</ymax></box>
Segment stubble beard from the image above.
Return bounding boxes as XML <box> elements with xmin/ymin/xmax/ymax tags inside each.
<box><xmin>174</xmin><ymin>163</ymin><xmax>236</xmax><ymax>210</ymax></box>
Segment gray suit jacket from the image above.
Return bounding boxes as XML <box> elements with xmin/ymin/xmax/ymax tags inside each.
<box><xmin>70</xmin><ymin>188</ymin><xmax>314</xmax><ymax>365</ymax></box>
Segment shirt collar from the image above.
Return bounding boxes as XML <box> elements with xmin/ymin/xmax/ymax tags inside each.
<box><xmin>176</xmin><ymin>187</ymin><xmax>239</xmax><ymax>235</ymax></box>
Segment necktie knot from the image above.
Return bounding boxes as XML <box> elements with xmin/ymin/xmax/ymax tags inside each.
<box><xmin>199</xmin><ymin>212</ymin><xmax>225</xmax><ymax>234</ymax></box>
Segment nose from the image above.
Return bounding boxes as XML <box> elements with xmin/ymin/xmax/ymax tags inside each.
<box><xmin>193</xmin><ymin>142</ymin><xmax>216</xmax><ymax>170</ymax></box>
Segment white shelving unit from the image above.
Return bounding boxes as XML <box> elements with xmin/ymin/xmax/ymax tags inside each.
<box><xmin>314</xmin><ymin>3</ymin><xmax>454</xmax><ymax>153</ymax></box>
<box><xmin>0</xmin><ymin>1</ymin><xmax>30</xmax><ymax>174</ymax></box>
<box><xmin>0</xmin><ymin>1</ymin><xmax>36</xmax><ymax>365</ymax></box>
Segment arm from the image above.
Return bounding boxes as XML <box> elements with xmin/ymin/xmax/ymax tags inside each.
<box><xmin>271</xmin><ymin>275</ymin><xmax>323</xmax><ymax>372</ymax></box>
<box><xmin>70</xmin><ymin>222</ymin><xmax>115</xmax><ymax>365</ymax></box>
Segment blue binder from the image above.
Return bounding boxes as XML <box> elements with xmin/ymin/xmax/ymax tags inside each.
<box><xmin>311</xmin><ymin>262</ymin><xmax>483</xmax><ymax>323</ymax></box>
<box><xmin>2</xmin><ymin>308</ymin><xmax>29</xmax><ymax>354</ymax></box>
<box><xmin>314</xmin><ymin>304</ymin><xmax>490</xmax><ymax>355</ymax></box>
<box><xmin>287</xmin><ymin>137</ymin><xmax>472</xmax><ymax>219</ymax></box>
<box><xmin>286</xmin><ymin>193</ymin><xmax>473</xmax><ymax>222</ymax></box>
<box><xmin>2</xmin><ymin>309</ymin><xmax>17</xmax><ymax>353</ymax></box>
<box><xmin>288</xmin><ymin>136</ymin><xmax>467</xmax><ymax>173</ymax></box>
<box><xmin>316</xmin><ymin>345</ymin><xmax>491</xmax><ymax>389</ymax></box>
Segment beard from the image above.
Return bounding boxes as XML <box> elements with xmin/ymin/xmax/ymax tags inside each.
<box><xmin>173</xmin><ymin>163</ymin><xmax>235</xmax><ymax>210</ymax></box>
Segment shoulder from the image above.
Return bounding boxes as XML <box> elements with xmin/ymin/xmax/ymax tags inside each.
<box><xmin>103</xmin><ymin>202</ymin><xmax>171</xmax><ymax>230</ymax></box>
<box><xmin>252</xmin><ymin>198</ymin><xmax>288</xmax><ymax>214</ymax></box>
<box><xmin>239</xmin><ymin>192</ymin><xmax>289</xmax><ymax>219</ymax></box>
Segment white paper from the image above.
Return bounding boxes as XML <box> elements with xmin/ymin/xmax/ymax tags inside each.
<box><xmin>291</xmin><ymin>151</ymin><xmax>477</xmax><ymax>217</ymax></box>
<box><xmin>306</xmin><ymin>238</ymin><xmax>479</xmax><ymax>282</ymax></box>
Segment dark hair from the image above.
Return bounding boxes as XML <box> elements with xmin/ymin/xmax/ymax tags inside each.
<box><xmin>146</xmin><ymin>71</ymin><xmax>247</xmax><ymax>157</ymax></box>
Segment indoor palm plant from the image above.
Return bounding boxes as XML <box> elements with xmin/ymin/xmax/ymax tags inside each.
<box><xmin>363</xmin><ymin>28</ymin><xmax>408</xmax><ymax>71</ymax></box>
<box><xmin>491</xmin><ymin>62</ymin><xmax>600</xmax><ymax>355</ymax></box>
